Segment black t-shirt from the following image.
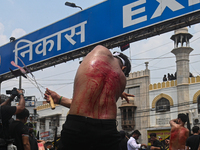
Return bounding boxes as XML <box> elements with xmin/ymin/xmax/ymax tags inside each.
<box><xmin>186</xmin><ymin>135</ymin><xmax>200</xmax><ymax>150</ymax></box>
<box><xmin>0</xmin><ymin>105</ymin><xmax>16</xmax><ymax>139</ymax></box>
<box><xmin>152</xmin><ymin>140</ymin><xmax>162</xmax><ymax>148</ymax></box>
<box><xmin>119</xmin><ymin>137</ymin><xmax>128</xmax><ymax>150</ymax></box>
<box><xmin>9</xmin><ymin>120</ymin><xmax>29</xmax><ymax>150</ymax></box>
<box><xmin>29</xmin><ymin>133</ymin><xmax>38</xmax><ymax>150</ymax></box>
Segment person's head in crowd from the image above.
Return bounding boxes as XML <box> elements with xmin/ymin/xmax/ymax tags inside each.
<box><xmin>131</xmin><ymin>130</ymin><xmax>141</xmax><ymax>140</ymax></box>
<box><xmin>119</xmin><ymin>130</ymin><xmax>126</xmax><ymax>139</ymax></box>
<box><xmin>26</xmin><ymin>122</ymin><xmax>34</xmax><ymax>133</ymax></box>
<box><xmin>192</xmin><ymin>126</ymin><xmax>200</xmax><ymax>134</ymax></box>
<box><xmin>177</xmin><ymin>113</ymin><xmax>187</xmax><ymax>124</ymax></box>
<box><xmin>16</xmin><ymin>108</ymin><xmax>30</xmax><ymax>124</ymax></box>
<box><xmin>150</xmin><ymin>133</ymin><xmax>157</xmax><ymax>142</ymax></box>
<box><xmin>113</xmin><ymin>51</ymin><xmax>131</xmax><ymax>77</ymax></box>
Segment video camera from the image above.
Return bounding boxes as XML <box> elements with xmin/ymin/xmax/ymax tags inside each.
<box><xmin>6</xmin><ymin>87</ymin><xmax>23</xmax><ymax>99</ymax></box>
<box><xmin>6</xmin><ymin>87</ymin><xmax>18</xmax><ymax>95</ymax></box>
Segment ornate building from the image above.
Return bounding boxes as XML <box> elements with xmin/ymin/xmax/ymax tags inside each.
<box><xmin>117</xmin><ymin>27</ymin><xmax>200</xmax><ymax>145</ymax></box>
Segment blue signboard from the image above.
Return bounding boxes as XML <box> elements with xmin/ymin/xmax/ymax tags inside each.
<box><xmin>0</xmin><ymin>0</ymin><xmax>200</xmax><ymax>75</ymax></box>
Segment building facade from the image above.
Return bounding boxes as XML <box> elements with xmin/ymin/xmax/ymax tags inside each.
<box><xmin>117</xmin><ymin>27</ymin><xmax>200</xmax><ymax>145</ymax></box>
<box><xmin>36</xmin><ymin>103</ymin><xmax>69</xmax><ymax>140</ymax></box>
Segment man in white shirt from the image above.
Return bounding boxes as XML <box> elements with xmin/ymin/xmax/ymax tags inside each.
<box><xmin>127</xmin><ymin>130</ymin><xmax>147</xmax><ymax>150</ymax></box>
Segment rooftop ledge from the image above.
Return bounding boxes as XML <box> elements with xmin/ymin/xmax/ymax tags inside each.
<box><xmin>149</xmin><ymin>76</ymin><xmax>200</xmax><ymax>91</ymax></box>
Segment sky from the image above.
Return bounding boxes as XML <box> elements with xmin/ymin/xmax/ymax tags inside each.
<box><xmin>0</xmin><ymin>0</ymin><xmax>200</xmax><ymax>101</ymax></box>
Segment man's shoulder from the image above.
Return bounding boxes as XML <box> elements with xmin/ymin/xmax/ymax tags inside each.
<box><xmin>155</xmin><ymin>139</ymin><xmax>161</xmax><ymax>143</ymax></box>
<box><xmin>1</xmin><ymin>105</ymin><xmax>16</xmax><ymax>112</ymax></box>
<box><xmin>188</xmin><ymin>135</ymin><xmax>200</xmax><ymax>139</ymax></box>
<box><xmin>128</xmin><ymin>137</ymin><xmax>133</xmax><ymax>142</ymax></box>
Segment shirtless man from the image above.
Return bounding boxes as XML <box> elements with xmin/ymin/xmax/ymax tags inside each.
<box><xmin>44</xmin><ymin>45</ymin><xmax>133</xmax><ymax>150</ymax></box>
<box><xmin>169</xmin><ymin>113</ymin><xmax>189</xmax><ymax>150</ymax></box>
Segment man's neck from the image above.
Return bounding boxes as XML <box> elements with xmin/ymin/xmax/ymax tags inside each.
<box><xmin>193</xmin><ymin>133</ymin><xmax>199</xmax><ymax>135</ymax></box>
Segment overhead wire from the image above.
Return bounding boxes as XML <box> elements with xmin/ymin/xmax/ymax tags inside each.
<box><xmin>3</xmin><ymin>27</ymin><xmax>200</xmax><ymax>100</ymax></box>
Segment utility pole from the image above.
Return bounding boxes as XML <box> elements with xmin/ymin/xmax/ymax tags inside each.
<box><xmin>19</xmin><ymin>76</ymin><xmax>22</xmax><ymax>90</ymax></box>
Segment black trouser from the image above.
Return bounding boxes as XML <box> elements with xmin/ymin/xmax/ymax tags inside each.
<box><xmin>60</xmin><ymin>114</ymin><xmax>121</xmax><ymax>150</ymax></box>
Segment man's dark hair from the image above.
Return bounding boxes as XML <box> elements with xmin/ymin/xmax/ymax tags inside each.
<box><xmin>178</xmin><ymin>113</ymin><xmax>187</xmax><ymax>123</ymax></box>
<box><xmin>150</xmin><ymin>133</ymin><xmax>157</xmax><ymax>137</ymax></box>
<box><xmin>113</xmin><ymin>52</ymin><xmax>131</xmax><ymax>77</ymax></box>
<box><xmin>192</xmin><ymin>126</ymin><xmax>199</xmax><ymax>133</ymax></box>
<box><xmin>16</xmin><ymin>108</ymin><xmax>29</xmax><ymax>119</ymax></box>
<box><xmin>132</xmin><ymin>130</ymin><xmax>141</xmax><ymax>136</ymax></box>
<box><xmin>26</xmin><ymin>122</ymin><xmax>33</xmax><ymax>128</ymax></box>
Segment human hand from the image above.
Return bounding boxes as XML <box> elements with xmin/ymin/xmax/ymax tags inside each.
<box><xmin>120</xmin><ymin>92</ymin><xmax>135</xmax><ymax>103</ymax></box>
<box><xmin>165</xmin><ymin>139</ymin><xmax>170</xmax><ymax>145</ymax></box>
<box><xmin>17</xmin><ymin>89</ymin><xmax>24</xmax><ymax>95</ymax></box>
<box><xmin>150</xmin><ymin>146</ymin><xmax>155</xmax><ymax>150</ymax></box>
<box><xmin>44</xmin><ymin>88</ymin><xmax>60</xmax><ymax>104</ymax></box>
<box><xmin>141</xmin><ymin>144</ymin><xmax>147</xmax><ymax>148</ymax></box>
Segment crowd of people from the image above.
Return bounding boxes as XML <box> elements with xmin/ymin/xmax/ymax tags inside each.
<box><xmin>0</xmin><ymin>90</ymin><xmax>46</xmax><ymax>150</ymax></box>
<box><xmin>0</xmin><ymin>45</ymin><xmax>133</xmax><ymax>150</ymax></box>
<box><xmin>0</xmin><ymin>45</ymin><xmax>199</xmax><ymax>150</ymax></box>
<box><xmin>163</xmin><ymin>72</ymin><xmax>194</xmax><ymax>82</ymax></box>
<box><xmin>163</xmin><ymin>73</ymin><xmax>176</xmax><ymax>82</ymax></box>
<box><xmin>120</xmin><ymin>113</ymin><xmax>200</xmax><ymax>150</ymax></box>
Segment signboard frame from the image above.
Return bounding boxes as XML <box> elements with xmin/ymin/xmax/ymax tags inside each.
<box><xmin>1</xmin><ymin>0</ymin><xmax>200</xmax><ymax>81</ymax></box>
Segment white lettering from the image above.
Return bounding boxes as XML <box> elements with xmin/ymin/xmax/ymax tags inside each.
<box><xmin>151</xmin><ymin>0</ymin><xmax>184</xmax><ymax>19</ymax></box>
<box><xmin>35</xmin><ymin>39</ymin><xmax>54</xmax><ymax>56</ymax></box>
<box><xmin>189</xmin><ymin>0</ymin><xmax>200</xmax><ymax>6</ymax></box>
<box><xmin>13</xmin><ymin>21</ymin><xmax>87</xmax><ymax>65</ymax></box>
<box><xmin>123</xmin><ymin>0</ymin><xmax>147</xmax><ymax>28</ymax></box>
<box><xmin>13</xmin><ymin>39</ymin><xmax>33</xmax><ymax>65</ymax></box>
<box><xmin>65</xmin><ymin>21</ymin><xmax>87</xmax><ymax>45</ymax></box>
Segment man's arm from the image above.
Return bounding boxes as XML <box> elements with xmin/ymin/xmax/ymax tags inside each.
<box><xmin>0</xmin><ymin>95</ymin><xmax>15</xmax><ymax>106</ymax></box>
<box><xmin>151</xmin><ymin>146</ymin><xmax>161</xmax><ymax>150</ymax></box>
<box><xmin>22</xmin><ymin>135</ymin><xmax>31</xmax><ymax>150</ymax></box>
<box><xmin>120</xmin><ymin>92</ymin><xmax>135</xmax><ymax>103</ymax></box>
<box><xmin>185</xmin><ymin>146</ymin><xmax>189</xmax><ymax>150</ymax></box>
<box><xmin>169</xmin><ymin>119</ymin><xmax>179</xmax><ymax>127</ymax></box>
<box><xmin>185</xmin><ymin>137</ymin><xmax>190</xmax><ymax>150</ymax></box>
<box><xmin>198</xmin><ymin>142</ymin><xmax>200</xmax><ymax>150</ymax></box>
<box><xmin>15</xmin><ymin>90</ymin><xmax>25</xmax><ymax>114</ymax></box>
<box><xmin>129</xmin><ymin>139</ymin><xmax>141</xmax><ymax>149</ymax></box>
<box><xmin>44</xmin><ymin>88</ymin><xmax>72</xmax><ymax>108</ymax></box>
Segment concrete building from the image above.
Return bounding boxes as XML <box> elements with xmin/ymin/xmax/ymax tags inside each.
<box><xmin>32</xmin><ymin>27</ymin><xmax>200</xmax><ymax>144</ymax></box>
<box><xmin>117</xmin><ymin>27</ymin><xmax>200</xmax><ymax>145</ymax></box>
<box><xmin>36</xmin><ymin>103</ymin><xmax>69</xmax><ymax>140</ymax></box>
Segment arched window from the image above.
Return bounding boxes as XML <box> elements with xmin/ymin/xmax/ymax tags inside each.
<box><xmin>156</xmin><ymin>98</ymin><xmax>170</xmax><ymax>112</ymax></box>
<box><xmin>128</xmin><ymin>109</ymin><xmax>132</xmax><ymax>120</ymax></box>
<box><xmin>197</xmin><ymin>96</ymin><xmax>200</xmax><ymax>114</ymax></box>
<box><xmin>123</xmin><ymin>109</ymin><xmax>126</xmax><ymax>120</ymax></box>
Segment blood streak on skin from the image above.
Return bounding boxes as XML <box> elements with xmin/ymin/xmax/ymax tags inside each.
<box><xmin>170</xmin><ymin>129</ymin><xmax>178</xmax><ymax>140</ymax></box>
<box><xmin>76</xmin><ymin>59</ymin><xmax>122</xmax><ymax>118</ymax></box>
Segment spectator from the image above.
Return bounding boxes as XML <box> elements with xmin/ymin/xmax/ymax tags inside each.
<box><xmin>190</xmin><ymin>72</ymin><xmax>194</xmax><ymax>77</ymax></box>
<box><xmin>26</xmin><ymin>122</ymin><xmax>38</xmax><ymax>150</ymax></box>
<box><xmin>127</xmin><ymin>130</ymin><xmax>147</xmax><ymax>150</ymax></box>
<box><xmin>163</xmin><ymin>75</ymin><xmax>167</xmax><ymax>81</ymax></box>
<box><xmin>119</xmin><ymin>130</ymin><xmax>129</xmax><ymax>150</ymax></box>
<box><xmin>174</xmin><ymin>72</ymin><xmax>177</xmax><ymax>80</ymax></box>
<box><xmin>149</xmin><ymin>133</ymin><xmax>162</xmax><ymax>150</ymax></box>
<box><xmin>0</xmin><ymin>89</ymin><xmax>25</xmax><ymax>150</ymax></box>
<box><xmin>186</xmin><ymin>126</ymin><xmax>200</xmax><ymax>150</ymax></box>
<box><xmin>9</xmin><ymin>108</ymin><xmax>30</xmax><ymax>150</ymax></box>
<box><xmin>171</xmin><ymin>74</ymin><xmax>175</xmax><ymax>80</ymax></box>
<box><xmin>167</xmin><ymin>73</ymin><xmax>171</xmax><ymax>81</ymax></box>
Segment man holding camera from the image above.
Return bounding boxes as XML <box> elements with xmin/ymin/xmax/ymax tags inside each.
<box><xmin>0</xmin><ymin>88</ymin><xmax>25</xmax><ymax>150</ymax></box>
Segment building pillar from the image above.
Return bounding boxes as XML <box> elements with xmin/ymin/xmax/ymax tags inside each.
<box><xmin>171</xmin><ymin>27</ymin><xmax>193</xmax><ymax>112</ymax></box>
